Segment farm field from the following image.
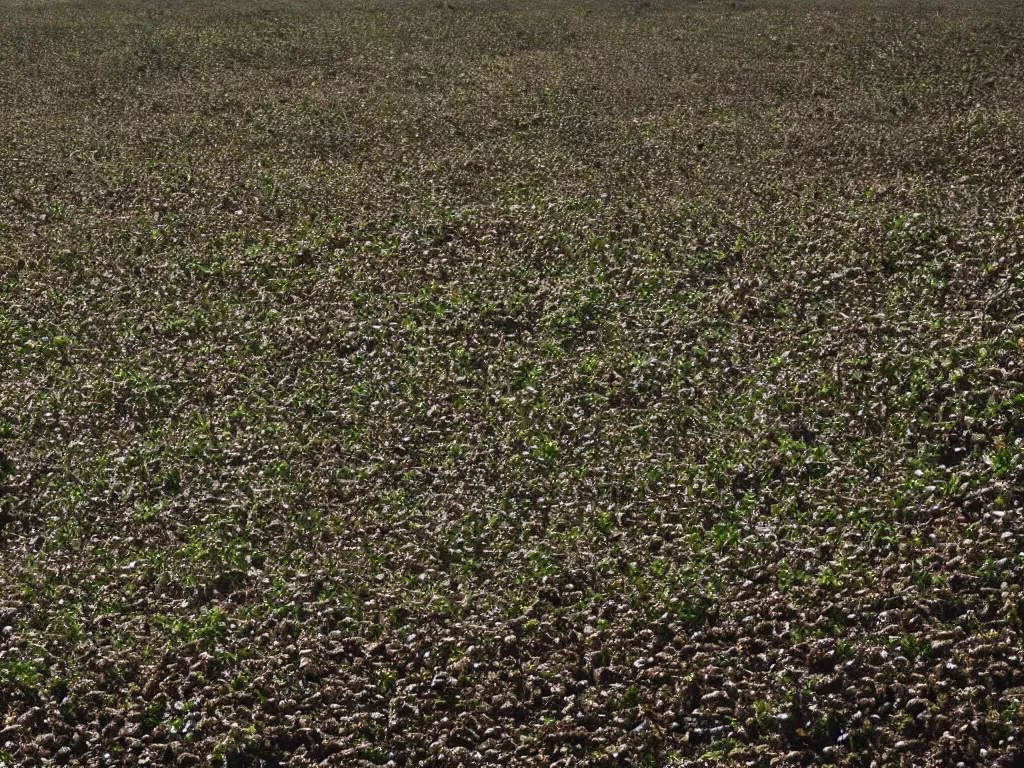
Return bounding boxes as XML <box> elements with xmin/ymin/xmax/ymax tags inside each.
<box><xmin>1</xmin><ymin>0</ymin><xmax>1024</xmax><ymax>764</ymax></box>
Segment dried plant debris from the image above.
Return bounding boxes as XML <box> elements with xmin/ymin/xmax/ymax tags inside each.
<box><xmin>2</xmin><ymin>0</ymin><xmax>1024</xmax><ymax>765</ymax></box>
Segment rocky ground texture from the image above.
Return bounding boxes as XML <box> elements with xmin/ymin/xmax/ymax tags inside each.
<box><xmin>2</xmin><ymin>0</ymin><xmax>1024</xmax><ymax>765</ymax></box>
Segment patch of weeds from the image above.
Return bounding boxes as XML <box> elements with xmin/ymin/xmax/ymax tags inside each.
<box><xmin>141</xmin><ymin>699</ymin><xmax>166</xmax><ymax>732</ymax></box>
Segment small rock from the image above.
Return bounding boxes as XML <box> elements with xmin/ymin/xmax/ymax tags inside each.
<box><xmin>905</xmin><ymin>698</ymin><xmax>930</xmax><ymax>716</ymax></box>
<box><xmin>700</xmin><ymin>690</ymin><xmax>731</xmax><ymax>705</ymax></box>
<box><xmin>16</xmin><ymin>708</ymin><xmax>43</xmax><ymax>728</ymax></box>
